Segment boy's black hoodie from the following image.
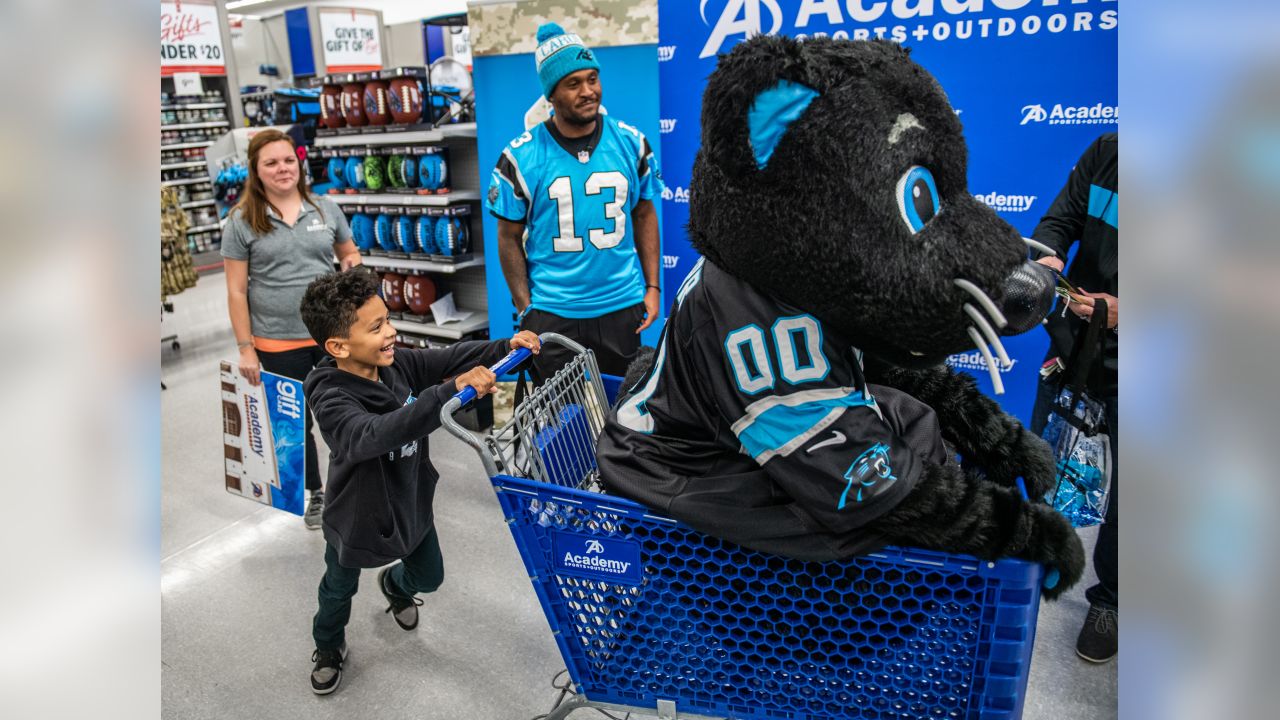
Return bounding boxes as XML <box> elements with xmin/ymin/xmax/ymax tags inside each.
<box><xmin>304</xmin><ymin>340</ymin><xmax>509</xmax><ymax>568</ymax></box>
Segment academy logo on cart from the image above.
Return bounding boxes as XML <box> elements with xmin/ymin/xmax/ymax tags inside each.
<box><xmin>662</xmin><ymin>186</ymin><xmax>690</xmax><ymax>203</ymax></box>
<box><xmin>660</xmin><ymin>118</ymin><xmax>678</xmax><ymax>134</ymax></box>
<box><xmin>975</xmin><ymin>192</ymin><xmax>1037</xmax><ymax>213</ymax></box>
<box><xmin>552</xmin><ymin>531</ymin><xmax>643</xmax><ymax>585</ymax></box>
<box><xmin>658</xmin><ymin>45</ymin><xmax>677</xmax><ymax>62</ymax></box>
<box><xmin>1021</xmin><ymin>102</ymin><xmax>1119</xmax><ymax>126</ymax></box>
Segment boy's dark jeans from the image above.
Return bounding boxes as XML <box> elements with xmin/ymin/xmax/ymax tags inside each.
<box><xmin>256</xmin><ymin>345</ymin><xmax>326</xmax><ymax>492</ymax></box>
<box><xmin>313</xmin><ymin>528</ymin><xmax>445</xmax><ymax>650</ymax></box>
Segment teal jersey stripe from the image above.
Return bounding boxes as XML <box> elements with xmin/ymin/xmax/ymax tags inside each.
<box><xmin>735</xmin><ymin>390</ymin><xmax>875</xmax><ymax>462</ymax></box>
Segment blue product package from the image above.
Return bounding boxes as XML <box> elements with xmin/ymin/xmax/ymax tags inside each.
<box><xmin>533</xmin><ymin>404</ymin><xmax>595</xmax><ymax>489</ymax></box>
<box><xmin>1041</xmin><ymin>388</ymin><xmax>1112</xmax><ymax>527</ymax></box>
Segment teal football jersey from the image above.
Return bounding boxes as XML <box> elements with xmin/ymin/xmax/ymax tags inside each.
<box><xmin>486</xmin><ymin>116</ymin><xmax>664</xmax><ymax>318</ymax></box>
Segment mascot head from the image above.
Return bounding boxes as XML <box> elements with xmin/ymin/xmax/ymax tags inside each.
<box><xmin>689</xmin><ymin>37</ymin><xmax>1055</xmax><ymax>376</ymax></box>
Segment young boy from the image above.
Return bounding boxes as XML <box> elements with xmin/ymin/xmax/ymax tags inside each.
<box><xmin>298</xmin><ymin>270</ymin><xmax>540</xmax><ymax>694</ymax></box>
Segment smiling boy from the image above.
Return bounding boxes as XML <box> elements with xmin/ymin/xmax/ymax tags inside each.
<box><xmin>298</xmin><ymin>270</ymin><xmax>539</xmax><ymax>694</ymax></box>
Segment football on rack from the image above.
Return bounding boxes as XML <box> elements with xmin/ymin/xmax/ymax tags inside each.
<box><xmin>363</xmin><ymin>80</ymin><xmax>391</xmax><ymax>126</ymax></box>
<box><xmin>340</xmin><ymin>83</ymin><xmax>367</xmax><ymax>126</ymax></box>
<box><xmin>388</xmin><ymin>77</ymin><xmax>423</xmax><ymax>124</ymax></box>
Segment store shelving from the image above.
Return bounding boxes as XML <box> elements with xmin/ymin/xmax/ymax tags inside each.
<box><xmin>360</xmin><ymin>255</ymin><xmax>483</xmax><ymax>274</ymax></box>
<box><xmin>327</xmin><ymin>191</ymin><xmax>480</xmax><ymax>207</ymax></box>
<box><xmin>393</xmin><ymin>313</ymin><xmax>490</xmax><ymax>341</ymax></box>
<box><xmin>161</xmin><ymin>120</ymin><xmax>230</xmax><ymax>131</ymax></box>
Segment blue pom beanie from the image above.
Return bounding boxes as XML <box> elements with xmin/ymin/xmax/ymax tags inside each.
<box><xmin>534</xmin><ymin>22</ymin><xmax>601</xmax><ymax>99</ymax></box>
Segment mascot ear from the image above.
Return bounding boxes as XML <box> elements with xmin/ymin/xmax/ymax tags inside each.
<box><xmin>747</xmin><ymin>79</ymin><xmax>820</xmax><ymax>169</ymax></box>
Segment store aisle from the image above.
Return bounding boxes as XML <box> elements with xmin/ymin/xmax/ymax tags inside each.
<box><xmin>160</xmin><ymin>274</ymin><xmax>1117</xmax><ymax>719</ymax></box>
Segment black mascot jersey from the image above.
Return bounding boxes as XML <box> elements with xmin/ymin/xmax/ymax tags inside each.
<box><xmin>598</xmin><ymin>259</ymin><xmax>950</xmax><ymax>561</ymax></box>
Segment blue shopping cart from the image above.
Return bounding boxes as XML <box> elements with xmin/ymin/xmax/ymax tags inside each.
<box><xmin>441</xmin><ymin>334</ymin><xmax>1043</xmax><ymax>720</ymax></box>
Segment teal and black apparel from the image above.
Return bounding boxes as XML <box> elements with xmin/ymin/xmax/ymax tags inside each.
<box><xmin>486</xmin><ymin>114</ymin><xmax>664</xmax><ymax>378</ymax></box>
<box><xmin>304</xmin><ymin>340</ymin><xmax>512</xmax><ymax>650</ymax></box>
<box><xmin>598</xmin><ymin>259</ymin><xmax>951</xmax><ymax>561</ymax></box>
<box><xmin>1030</xmin><ymin>132</ymin><xmax>1118</xmax><ymax>610</ymax></box>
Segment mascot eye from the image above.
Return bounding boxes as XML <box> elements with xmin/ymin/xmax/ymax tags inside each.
<box><xmin>896</xmin><ymin>166</ymin><xmax>940</xmax><ymax>234</ymax></box>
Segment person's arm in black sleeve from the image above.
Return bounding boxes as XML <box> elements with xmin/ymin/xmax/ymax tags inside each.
<box><xmin>309</xmin><ymin>383</ymin><xmax>462</xmax><ymax>464</ymax></box>
<box><xmin>1032</xmin><ymin>135</ymin><xmax>1105</xmax><ymax>263</ymax></box>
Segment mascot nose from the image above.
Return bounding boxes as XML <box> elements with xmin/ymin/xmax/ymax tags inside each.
<box><xmin>999</xmin><ymin>260</ymin><xmax>1057</xmax><ymax>335</ymax></box>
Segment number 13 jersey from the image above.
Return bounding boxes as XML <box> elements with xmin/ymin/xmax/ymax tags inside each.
<box><xmin>486</xmin><ymin>116</ymin><xmax>664</xmax><ymax>318</ymax></box>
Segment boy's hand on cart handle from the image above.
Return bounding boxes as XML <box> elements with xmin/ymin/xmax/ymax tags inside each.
<box><xmin>455</xmin><ymin>366</ymin><xmax>498</xmax><ymax>397</ymax></box>
<box><xmin>510</xmin><ymin>331</ymin><xmax>541</xmax><ymax>354</ymax></box>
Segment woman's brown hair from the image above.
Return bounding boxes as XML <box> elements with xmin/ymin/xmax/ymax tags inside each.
<box><xmin>233</xmin><ymin>129</ymin><xmax>323</xmax><ymax>236</ymax></box>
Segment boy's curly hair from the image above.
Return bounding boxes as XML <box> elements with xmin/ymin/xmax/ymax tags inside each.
<box><xmin>300</xmin><ymin>270</ymin><xmax>381</xmax><ymax>352</ymax></box>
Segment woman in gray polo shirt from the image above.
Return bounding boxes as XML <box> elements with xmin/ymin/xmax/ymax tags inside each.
<box><xmin>222</xmin><ymin>128</ymin><xmax>362</xmax><ymax>528</ymax></box>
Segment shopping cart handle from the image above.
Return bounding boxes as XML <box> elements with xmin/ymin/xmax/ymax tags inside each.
<box><xmin>452</xmin><ymin>346</ymin><xmax>534</xmax><ymax>407</ymax></box>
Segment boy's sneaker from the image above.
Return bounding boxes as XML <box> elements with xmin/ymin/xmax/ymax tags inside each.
<box><xmin>1075</xmin><ymin>604</ymin><xmax>1117</xmax><ymax>663</ymax></box>
<box><xmin>378</xmin><ymin>567</ymin><xmax>424</xmax><ymax>631</ymax></box>
<box><xmin>304</xmin><ymin>491</ymin><xmax>324</xmax><ymax>530</ymax></box>
<box><xmin>310</xmin><ymin>643</ymin><xmax>347</xmax><ymax>695</ymax></box>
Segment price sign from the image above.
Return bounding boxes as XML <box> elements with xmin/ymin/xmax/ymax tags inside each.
<box><xmin>318</xmin><ymin>8</ymin><xmax>383</xmax><ymax>73</ymax></box>
<box><xmin>160</xmin><ymin>0</ymin><xmax>226</xmax><ymax>76</ymax></box>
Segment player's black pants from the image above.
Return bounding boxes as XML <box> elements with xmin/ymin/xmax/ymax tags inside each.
<box><xmin>312</xmin><ymin>528</ymin><xmax>444</xmax><ymax>651</ymax></box>
<box><xmin>520</xmin><ymin>303</ymin><xmax>645</xmax><ymax>381</ymax></box>
<box><xmin>1032</xmin><ymin>378</ymin><xmax>1117</xmax><ymax>610</ymax></box>
<box><xmin>256</xmin><ymin>345</ymin><xmax>325</xmax><ymax>492</ymax></box>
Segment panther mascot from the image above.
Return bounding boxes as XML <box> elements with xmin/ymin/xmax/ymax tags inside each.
<box><xmin>597</xmin><ymin>36</ymin><xmax>1084</xmax><ymax>596</ymax></box>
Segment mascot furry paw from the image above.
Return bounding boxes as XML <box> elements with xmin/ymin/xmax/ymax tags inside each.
<box><xmin>597</xmin><ymin>36</ymin><xmax>1084</xmax><ymax>598</ymax></box>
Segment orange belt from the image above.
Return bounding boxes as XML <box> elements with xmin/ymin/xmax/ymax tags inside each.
<box><xmin>253</xmin><ymin>337</ymin><xmax>317</xmax><ymax>353</ymax></box>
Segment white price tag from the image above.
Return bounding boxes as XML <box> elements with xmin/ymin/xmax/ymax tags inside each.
<box><xmin>174</xmin><ymin>72</ymin><xmax>203</xmax><ymax>96</ymax></box>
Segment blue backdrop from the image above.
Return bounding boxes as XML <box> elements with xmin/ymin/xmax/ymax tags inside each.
<box><xmin>656</xmin><ymin>0</ymin><xmax>1119</xmax><ymax>424</ymax></box>
<box><xmin>475</xmin><ymin>44</ymin><xmax>665</xmax><ymax>349</ymax></box>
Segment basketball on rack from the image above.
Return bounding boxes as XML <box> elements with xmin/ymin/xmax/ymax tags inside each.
<box><xmin>363</xmin><ymin>80</ymin><xmax>391</xmax><ymax>126</ymax></box>
<box><xmin>340</xmin><ymin>83</ymin><xmax>367</xmax><ymax>126</ymax></box>
<box><xmin>381</xmin><ymin>272</ymin><xmax>407</xmax><ymax>312</ymax></box>
<box><xmin>403</xmin><ymin>275</ymin><xmax>437</xmax><ymax>315</ymax></box>
<box><xmin>388</xmin><ymin>77</ymin><xmax>424</xmax><ymax>124</ymax></box>
<box><xmin>320</xmin><ymin>84</ymin><xmax>344</xmax><ymax>129</ymax></box>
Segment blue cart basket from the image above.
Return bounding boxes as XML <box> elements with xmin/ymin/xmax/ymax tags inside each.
<box><xmin>441</xmin><ymin>334</ymin><xmax>1043</xmax><ymax>720</ymax></box>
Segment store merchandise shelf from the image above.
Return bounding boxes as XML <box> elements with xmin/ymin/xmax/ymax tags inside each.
<box><xmin>187</xmin><ymin>223</ymin><xmax>221</xmax><ymax>234</ymax></box>
<box><xmin>180</xmin><ymin>199</ymin><xmax>216</xmax><ymax>210</ymax></box>
<box><xmin>394</xmin><ymin>311</ymin><xmax>489</xmax><ymax>340</ymax></box>
<box><xmin>162</xmin><ymin>102</ymin><xmax>227</xmax><ymax>110</ymax></box>
<box><xmin>161</xmin><ymin>161</ymin><xmax>207</xmax><ymax>171</ymax></box>
<box><xmin>162</xmin><ymin>177</ymin><xmax>211</xmax><ymax>187</ymax></box>
<box><xmin>161</xmin><ymin>140</ymin><xmax>214</xmax><ymax>150</ymax></box>
<box><xmin>313</xmin><ymin>122</ymin><xmax>477</xmax><ymax>148</ymax></box>
<box><xmin>329</xmin><ymin>191</ymin><xmax>479</xmax><ymax>207</ymax></box>
<box><xmin>360</xmin><ymin>255</ymin><xmax>483</xmax><ymax>274</ymax></box>
<box><xmin>161</xmin><ymin>120</ymin><xmax>230</xmax><ymax>131</ymax></box>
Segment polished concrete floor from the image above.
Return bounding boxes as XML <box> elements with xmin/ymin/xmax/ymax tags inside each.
<box><xmin>161</xmin><ymin>274</ymin><xmax>1117</xmax><ymax>719</ymax></box>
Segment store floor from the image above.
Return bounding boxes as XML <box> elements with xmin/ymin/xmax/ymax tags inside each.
<box><xmin>161</xmin><ymin>274</ymin><xmax>1117</xmax><ymax>720</ymax></box>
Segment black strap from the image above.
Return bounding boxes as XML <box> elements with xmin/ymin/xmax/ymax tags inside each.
<box><xmin>1061</xmin><ymin>297</ymin><xmax>1108</xmax><ymax>397</ymax></box>
<box><xmin>1052</xmin><ymin>298</ymin><xmax>1108</xmax><ymax>435</ymax></box>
